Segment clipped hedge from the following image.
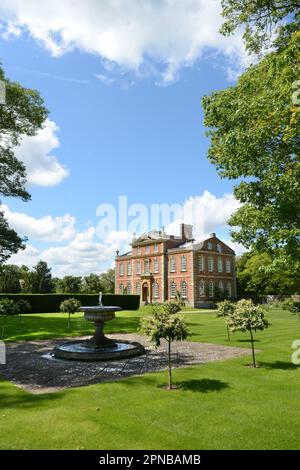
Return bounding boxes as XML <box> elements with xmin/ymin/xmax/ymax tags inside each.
<box><xmin>0</xmin><ymin>293</ymin><xmax>140</xmax><ymax>313</ymax></box>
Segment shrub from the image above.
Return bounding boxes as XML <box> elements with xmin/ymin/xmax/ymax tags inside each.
<box><xmin>16</xmin><ymin>299</ymin><xmax>31</xmax><ymax>314</ymax></box>
<box><xmin>174</xmin><ymin>290</ymin><xmax>186</xmax><ymax>307</ymax></box>
<box><xmin>162</xmin><ymin>301</ymin><xmax>182</xmax><ymax>315</ymax></box>
<box><xmin>60</xmin><ymin>298</ymin><xmax>82</xmax><ymax>328</ymax></box>
<box><xmin>216</xmin><ymin>300</ymin><xmax>235</xmax><ymax>341</ymax></box>
<box><xmin>281</xmin><ymin>298</ymin><xmax>300</xmax><ymax>320</ymax></box>
<box><xmin>226</xmin><ymin>299</ymin><xmax>270</xmax><ymax>367</ymax></box>
<box><xmin>0</xmin><ymin>299</ymin><xmax>20</xmax><ymax>338</ymax></box>
<box><xmin>140</xmin><ymin>303</ymin><xmax>190</xmax><ymax>389</ymax></box>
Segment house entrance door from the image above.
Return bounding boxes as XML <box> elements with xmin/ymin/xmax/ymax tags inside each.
<box><xmin>142</xmin><ymin>284</ymin><xmax>148</xmax><ymax>302</ymax></box>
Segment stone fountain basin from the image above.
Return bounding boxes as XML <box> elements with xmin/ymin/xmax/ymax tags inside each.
<box><xmin>53</xmin><ymin>304</ymin><xmax>145</xmax><ymax>361</ymax></box>
<box><xmin>78</xmin><ymin>306</ymin><xmax>122</xmax><ymax>312</ymax></box>
<box><xmin>78</xmin><ymin>306</ymin><xmax>122</xmax><ymax>321</ymax></box>
<box><xmin>53</xmin><ymin>339</ymin><xmax>145</xmax><ymax>361</ymax></box>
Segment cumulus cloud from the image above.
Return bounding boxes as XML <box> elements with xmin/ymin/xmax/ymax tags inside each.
<box><xmin>9</xmin><ymin>226</ymin><xmax>132</xmax><ymax>276</ymax></box>
<box><xmin>0</xmin><ymin>0</ymin><xmax>249</xmax><ymax>83</ymax></box>
<box><xmin>2</xmin><ymin>204</ymin><xmax>76</xmax><ymax>242</ymax></box>
<box><xmin>43</xmin><ymin>227</ymin><xmax>132</xmax><ymax>275</ymax></box>
<box><xmin>8</xmin><ymin>244</ymin><xmax>40</xmax><ymax>268</ymax></box>
<box><xmin>14</xmin><ymin>119</ymin><xmax>69</xmax><ymax>186</ymax></box>
<box><xmin>5</xmin><ymin>190</ymin><xmax>244</xmax><ymax>275</ymax></box>
<box><xmin>165</xmin><ymin>190</ymin><xmax>241</xmax><ymax>239</ymax></box>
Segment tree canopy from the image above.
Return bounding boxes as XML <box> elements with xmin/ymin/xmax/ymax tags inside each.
<box><xmin>220</xmin><ymin>0</ymin><xmax>300</xmax><ymax>54</ymax></box>
<box><xmin>236</xmin><ymin>251</ymin><xmax>300</xmax><ymax>298</ymax></box>
<box><xmin>31</xmin><ymin>261</ymin><xmax>53</xmax><ymax>293</ymax></box>
<box><xmin>54</xmin><ymin>275</ymin><xmax>82</xmax><ymax>294</ymax></box>
<box><xmin>0</xmin><ymin>64</ymin><xmax>48</xmax><ymax>263</ymax></box>
<box><xmin>202</xmin><ymin>30</ymin><xmax>300</xmax><ymax>261</ymax></box>
<box><xmin>140</xmin><ymin>304</ymin><xmax>189</xmax><ymax>389</ymax></box>
<box><xmin>0</xmin><ymin>211</ymin><xmax>26</xmax><ymax>264</ymax></box>
<box><xmin>226</xmin><ymin>299</ymin><xmax>270</xmax><ymax>367</ymax></box>
<box><xmin>0</xmin><ymin>264</ymin><xmax>115</xmax><ymax>294</ymax></box>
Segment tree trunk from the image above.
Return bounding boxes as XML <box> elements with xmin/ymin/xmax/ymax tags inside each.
<box><xmin>167</xmin><ymin>340</ymin><xmax>172</xmax><ymax>390</ymax></box>
<box><xmin>1</xmin><ymin>315</ymin><xmax>6</xmax><ymax>339</ymax></box>
<box><xmin>227</xmin><ymin>324</ymin><xmax>230</xmax><ymax>342</ymax></box>
<box><xmin>249</xmin><ymin>328</ymin><xmax>256</xmax><ymax>367</ymax></box>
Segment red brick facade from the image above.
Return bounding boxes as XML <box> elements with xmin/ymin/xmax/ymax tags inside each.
<box><xmin>115</xmin><ymin>224</ymin><xmax>236</xmax><ymax>308</ymax></box>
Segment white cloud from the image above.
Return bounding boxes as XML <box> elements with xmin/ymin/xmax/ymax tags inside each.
<box><xmin>9</xmin><ymin>226</ymin><xmax>131</xmax><ymax>276</ymax></box>
<box><xmin>42</xmin><ymin>228</ymin><xmax>132</xmax><ymax>275</ymax></box>
<box><xmin>1</xmin><ymin>19</ymin><xmax>21</xmax><ymax>39</ymax></box>
<box><xmin>223</xmin><ymin>239</ymin><xmax>247</xmax><ymax>256</ymax></box>
<box><xmin>95</xmin><ymin>73</ymin><xmax>115</xmax><ymax>86</ymax></box>
<box><xmin>165</xmin><ymin>190</ymin><xmax>241</xmax><ymax>239</ymax></box>
<box><xmin>8</xmin><ymin>244</ymin><xmax>40</xmax><ymax>268</ymax></box>
<box><xmin>0</xmin><ymin>0</ymin><xmax>249</xmax><ymax>83</ymax></box>
<box><xmin>2</xmin><ymin>204</ymin><xmax>76</xmax><ymax>242</ymax></box>
<box><xmin>5</xmin><ymin>190</ymin><xmax>245</xmax><ymax>275</ymax></box>
<box><xmin>14</xmin><ymin>119</ymin><xmax>69</xmax><ymax>186</ymax></box>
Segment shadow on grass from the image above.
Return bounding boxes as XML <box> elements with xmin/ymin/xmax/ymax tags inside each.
<box><xmin>106</xmin><ymin>316</ymin><xmax>141</xmax><ymax>334</ymax></box>
<box><xmin>0</xmin><ymin>382</ymin><xmax>65</xmax><ymax>409</ymax></box>
<box><xmin>176</xmin><ymin>378</ymin><xmax>230</xmax><ymax>393</ymax></box>
<box><xmin>4</xmin><ymin>315</ymin><xmax>141</xmax><ymax>341</ymax></box>
<box><xmin>188</xmin><ymin>332</ymin><xmax>203</xmax><ymax>338</ymax></box>
<box><xmin>258</xmin><ymin>361</ymin><xmax>300</xmax><ymax>370</ymax></box>
<box><xmin>237</xmin><ymin>338</ymin><xmax>259</xmax><ymax>343</ymax></box>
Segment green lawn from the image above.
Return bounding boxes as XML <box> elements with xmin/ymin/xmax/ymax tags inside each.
<box><xmin>1</xmin><ymin>307</ymin><xmax>300</xmax><ymax>449</ymax></box>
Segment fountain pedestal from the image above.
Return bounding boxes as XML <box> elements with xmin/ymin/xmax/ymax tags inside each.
<box><xmin>53</xmin><ymin>305</ymin><xmax>145</xmax><ymax>361</ymax></box>
<box><xmin>83</xmin><ymin>308</ymin><xmax>116</xmax><ymax>347</ymax></box>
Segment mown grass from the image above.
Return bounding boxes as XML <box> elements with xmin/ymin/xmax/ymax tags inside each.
<box><xmin>0</xmin><ymin>307</ymin><xmax>300</xmax><ymax>449</ymax></box>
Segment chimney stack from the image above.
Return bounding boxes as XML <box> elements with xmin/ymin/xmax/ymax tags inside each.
<box><xmin>180</xmin><ymin>223</ymin><xmax>193</xmax><ymax>241</ymax></box>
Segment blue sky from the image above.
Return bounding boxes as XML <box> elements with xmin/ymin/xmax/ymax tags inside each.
<box><xmin>0</xmin><ymin>0</ymin><xmax>247</xmax><ymax>275</ymax></box>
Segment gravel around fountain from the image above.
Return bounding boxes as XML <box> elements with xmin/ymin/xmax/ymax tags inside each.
<box><xmin>0</xmin><ymin>334</ymin><xmax>252</xmax><ymax>394</ymax></box>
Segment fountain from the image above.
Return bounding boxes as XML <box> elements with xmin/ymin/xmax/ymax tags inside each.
<box><xmin>53</xmin><ymin>292</ymin><xmax>145</xmax><ymax>361</ymax></box>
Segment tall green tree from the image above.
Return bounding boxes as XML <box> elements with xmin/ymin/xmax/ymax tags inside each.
<box><xmin>0</xmin><ymin>264</ymin><xmax>21</xmax><ymax>293</ymax></box>
<box><xmin>202</xmin><ymin>30</ymin><xmax>300</xmax><ymax>262</ymax></box>
<box><xmin>81</xmin><ymin>273</ymin><xmax>103</xmax><ymax>294</ymax></box>
<box><xmin>0</xmin><ymin>64</ymin><xmax>48</xmax><ymax>263</ymax></box>
<box><xmin>31</xmin><ymin>261</ymin><xmax>53</xmax><ymax>293</ymax></box>
<box><xmin>99</xmin><ymin>268</ymin><xmax>115</xmax><ymax>293</ymax></box>
<box><xmin>0</xmin><ymin>210</ymin><xmax>26</xmax><ymax>264</ymax></box>
<box><xmin>54</xmin><ymin>275</ymin><xmax>82</xmax><ymax>293</ymax></box>
<box><xmin>236</xmin><ymin>251</ymin><xmax>300</xmax><ymax>298</ymax></box>
<box><xmin>19</xmin><ymin>265</ymin><xmax>35</xmax><ymax>293</ymax></box>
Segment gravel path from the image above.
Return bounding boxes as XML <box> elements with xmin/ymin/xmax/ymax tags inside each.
<box><xmin>0</xmin><ymin>334</ymin><xmax>251</xmax><ymax>394</ymax></box>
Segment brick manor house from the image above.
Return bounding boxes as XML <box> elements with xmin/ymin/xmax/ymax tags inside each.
<box><xmin>115</xmin><ymin>224</ymin><xmax>237</xmax><ymax>308</ymax></box>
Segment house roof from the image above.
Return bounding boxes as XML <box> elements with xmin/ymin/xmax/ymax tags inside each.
<box><xmin>116</xmin><ymin>232</ymin><xmax>235</xmax><ymax>258</ymax></box>
<box><xmin>132</xmin><ymin>230</ymin><xmax>179</xmax><ymax>244</ymax></box>
<box><xmin>167</xmin><ymin>235</ymin><xmax>235</xmax><ymax>254</ymax></box>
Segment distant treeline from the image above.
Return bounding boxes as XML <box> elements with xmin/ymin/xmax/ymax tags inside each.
<box><xmin>0</xmin><ymin>260</ymin><xmax>115</xmax><ymax>294</ymax></box>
